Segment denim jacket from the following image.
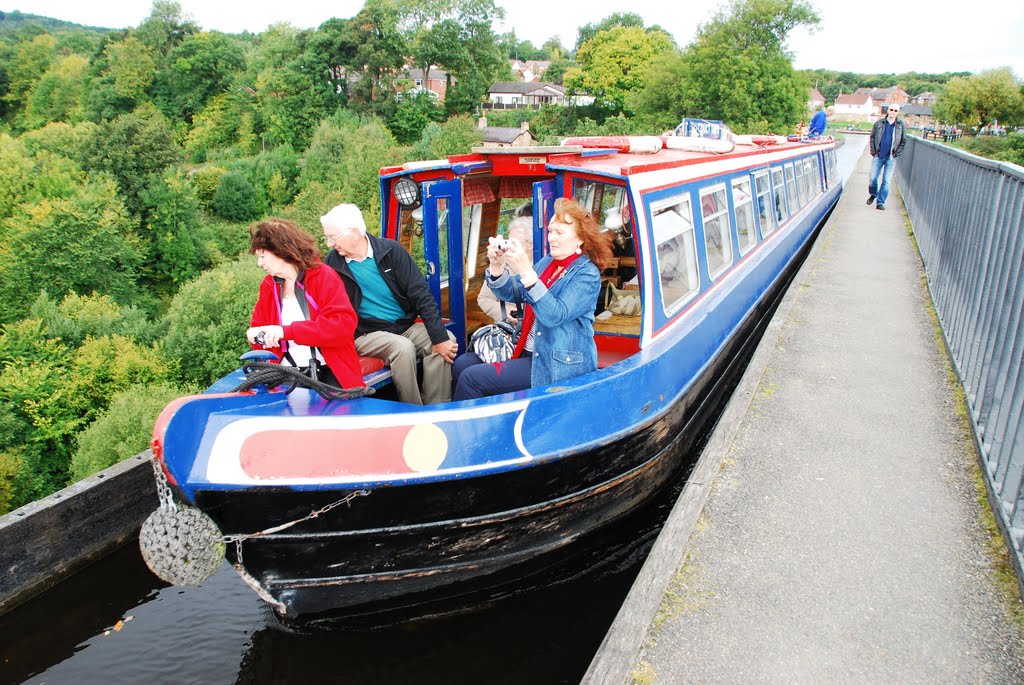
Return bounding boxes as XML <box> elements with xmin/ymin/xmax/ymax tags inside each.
<box><xmin>487</xmin><ymin>255</ymin><xmax>600</xmax><ymax>387</ymax></box>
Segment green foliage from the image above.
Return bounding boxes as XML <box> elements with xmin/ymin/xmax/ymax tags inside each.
<box><xmin>961</xmin><ymin>132</ymin><xmax>1024</xmax><ymax>166</ymax></box>
<box><xmin>70</xmin><ymin>382</ymin><xmax>186</xmax><ymax>481</ymax></box>
<box><xmin>565</xmin><ymin>26</ymin><xmax>676</xmax><ymax>113</ymax></box>
<box><xmin>189</xmin><ymin>165</ymin><xmax>227</xmax><ymax>211</ymax></box>
<box><xmin>159</xmin><ymin>256</ymin><xmax>265</xmax><ymax>386</ymax></box>
<box><xmin>0</xmin><ymin>176</ymin><xmax>143</xmax><ymax>324</ymax></box>
<box><xmin>212</xmin><ymin>171</ymin><xmax>261</xmax><ymax>222</ymax></box>
<box><xmin>934</xmin><ymin>68</ymin><xmax>1024</xmax><ymax>128</ymax></box>
<box><xmin>23</xmin><ymin>53</ymin><xmax>89</xmax><ymax>128</ymax></box>
<box><xmin>156</xmin><ymin>31</ymin><xmax>246</xmax><ymax>122</ymax></box>
<box><xmin>18</xmin><ymin>120</ymin><xmax>98</xmax><ymax>162</ymax></box>
<box><xmin>27</xmin><ymin>291</ymin><xmax>161</xmax><ymax>348</ymax></box>
<box><xmin>413</xmin><ymin>115</ymin><xmax>483</xmax><ymax>159</ymax></box>
<box><xmin>3</xmin><ymin>33</ymin><xmax>57</xmax><ymax>124</ymax></box>
<box><xmin>389</xmin><ymin>91</ymin><xmax>444</xmax><ymax>144</ymax></box>
<box><xmin>140</xmin><ymin>171</ymin><xmax>212</xmax><ymax>291</ymax></box>
<box><xmin>222</xmin><ymin>144</ymin><xmax>302</xmax><ymax>214</ymax></box>
<box><xmin>575</xmin><ymin>12</ymin><xmax>647</xmax><ymax>51</ymax></box>
<box><xmin>78</xmin><ymin>109</ymin><xmax>181</xmax><ymax>215</ymax></box>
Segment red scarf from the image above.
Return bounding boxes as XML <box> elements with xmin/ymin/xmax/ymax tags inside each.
<box><xmin>511</xmin><ymin>253</ymin><xmax>582</xmax><ymax>360</ymax></box>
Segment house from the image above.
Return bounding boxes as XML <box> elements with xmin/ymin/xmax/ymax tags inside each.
<box><xmin>807</xmin><ymin>88</ymin><xmax>826</xmax><ymax>112</ymax></box>
<box><xmin>910</xmin><ymin>91</ymin><xmax>938</xmax><ymax>106</ymax></box>
<box><xmin>854</xmin><ymin>86</ymin><xmax>909</xmax><ymax>115</ymax></box>
<box><xmin>486</xmin><ymin>81</ymin><xmax>568</xmax><ymax>109</ymax></box>
<box><xmin>401</xmin><ymin>67</ymin><xmax>452</xmax><ymax>101</ymax></box>
<box><xmin>509</xmin><ymin>59</ymin><xmax>552</xmax><ymax>83</ymax></box>
<box><xmin>834</xmin><ymin>93</ymin><xmax>875</xmax><ymax>123</ymax></box>
<box><xmin>899</xmin><ymin>104</ymin><xmax>935</xmax><ymax>129</ymax></box>
<box><xmin>476</xmin><ymin>118</ymin><xmax>538</xmax><ymax>147</ymax></box>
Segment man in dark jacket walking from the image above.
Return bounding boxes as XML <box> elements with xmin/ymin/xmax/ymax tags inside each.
<box><xmin>867</xmin><ymin>103</ymin><xmax>907</xmax><ymax>210</ymax></box>
<box><xmin>321</xmin><ymin>203</ymin><xmax>458</xmax><ymax>404</ymax></box>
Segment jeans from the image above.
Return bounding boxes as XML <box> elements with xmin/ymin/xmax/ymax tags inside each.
<box><xmin>868</xmin><ymin>155</ymin><xmax>896</xmax><ymax>206</ymax></box>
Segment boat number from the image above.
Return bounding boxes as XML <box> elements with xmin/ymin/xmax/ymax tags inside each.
<box><xmin>519</xmin><ymin>157</ymin><xmax>545</xmax><ymax>165</ymax></box>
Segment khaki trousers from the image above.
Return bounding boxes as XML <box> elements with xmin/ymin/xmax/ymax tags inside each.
<box><xmin>355</xmin><ymin>323</ymin><xmax>455</xmax><ymax>404</ymax></box>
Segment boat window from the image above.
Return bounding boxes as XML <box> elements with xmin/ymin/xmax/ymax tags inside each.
<box><xmin>806</xmin><ymin>157</ymin><xmax>821</xmax><ymax>196</ymax></box>
<box><xmin>771</xmin><ymin>167</ymin><xmax>789</xmax><ymax>224</ymax></box>
<box><xmin>793</xmin><ymin>159</ymin><xmax>808</xmax><ymax>208</ymax></box>
<box><xmin>651</xmin><ymin>194</ymin><xmax>699</xmax><ymax>313</ymax></box>
<box><xmin>732</xmin><ymin>177</ymin><xmax>757</xmax><ymax>256</ymax></box>
<box><xmin>700</xmin><ymin>185</ymin><xmax>733</xmax><ymax>280</ymax></box>
<box><xmin>754</xmin><ymin>171</ymin><xmax>775</xmax><ymax>237</ymax></box>
<box><xmin>784</xmin><ymin>163</ymin><xmax>799</xmax><ymax>213</ymax></box>
<box><xmin>573</xmin><ymin>179</ymin><xmax>630</xmax><ymax>233</ymax></box>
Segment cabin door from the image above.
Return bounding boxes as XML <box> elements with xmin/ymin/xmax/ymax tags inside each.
<box><xmin>421</xmin><ymin>179</ymin><xmax>467</xmax><ymax>352</ymax></box>
<box><xmin>532</xmin><ymin>180</ymin><xmax>556</xmax><ymax>261</ymax></box>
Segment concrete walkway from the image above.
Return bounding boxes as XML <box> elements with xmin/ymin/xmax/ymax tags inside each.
<box><xmin>585</xmin><ymin>150</ymin><xmax>1024</xmax><ymax>684</ymax></box>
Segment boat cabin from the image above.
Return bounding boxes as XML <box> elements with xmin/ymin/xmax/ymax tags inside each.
<box><xmin>375</xmin><ymin>138</ymin><xmax>840</xmax><ymax>381</ymax></box>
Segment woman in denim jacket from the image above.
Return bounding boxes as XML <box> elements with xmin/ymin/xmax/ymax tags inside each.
<box><xmin>453</xmin><ymin>198</ymin><xmax>613</xmax><ymax>400</ymax></box>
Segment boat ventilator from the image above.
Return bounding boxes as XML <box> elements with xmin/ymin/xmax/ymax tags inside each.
<box><xmin>139</xmin><ymin>456</ymin><xmax>372</xmax><ymax>587</ymax></box>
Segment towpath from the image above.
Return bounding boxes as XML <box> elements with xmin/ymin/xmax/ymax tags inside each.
<box><xmin>584</xmin><ymin>143</ymin><xmax>1024</xmax><ymax>683</ymax></box>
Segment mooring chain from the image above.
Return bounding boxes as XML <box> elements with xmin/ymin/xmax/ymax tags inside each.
<box><xmin>226</xmin><ymin>489</ymin><xmax>371</xmax><ymax>567</ymax></box>
<box><xmin>150</xmin><ymin>454</ymin><xmax>178</xmax><ymax>512</ymax></box>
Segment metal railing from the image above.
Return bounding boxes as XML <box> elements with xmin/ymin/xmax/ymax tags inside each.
<box><xmin>897</xmin><ymin>136</ymin><xmax>1024</xmax><ymax>586</ymax></box>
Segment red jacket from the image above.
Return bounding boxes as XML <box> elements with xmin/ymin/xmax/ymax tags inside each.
<box><xmin>250</xmin><ymin>262</ymin><xmax>365</xmax><ymax>388</ymax></box>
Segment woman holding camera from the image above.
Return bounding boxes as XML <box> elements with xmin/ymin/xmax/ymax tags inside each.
<box><xmin>453</xmin><ymin>198</ymin><xmax>613</xmax><ymax>400</ymax></box>
<box><xmin>246</xmin><ymin>218</ymin><xmax>365</xmax><ymax>389</ymax></box>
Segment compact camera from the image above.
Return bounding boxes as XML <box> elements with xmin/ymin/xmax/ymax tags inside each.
<box><xmin>493</xmin><ymin>237</ymin><xmax>510</xmax><ymax>251</ymax></box>
<box><xmin>255</xmin><ymin>331</ymin><xmax>266</xmax><ymax>346</ymax></box>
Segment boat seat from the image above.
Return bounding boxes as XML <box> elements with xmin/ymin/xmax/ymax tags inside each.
<box><xmin>359</xmin><ymin>356</ymin><xmax>394</xmax><ymax>389</ymax></box>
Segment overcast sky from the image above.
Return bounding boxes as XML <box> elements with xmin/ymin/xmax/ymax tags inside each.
<box><xmin>4</xmin><ymin>0</ymin><xmax>1023</xmax><ymax>78</ymax></box>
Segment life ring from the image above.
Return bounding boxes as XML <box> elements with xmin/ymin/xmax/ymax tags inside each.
<box><xmin>560</xmin><ymin>136</ymin><xmax>665</xmax><ymax>154</ymax></box>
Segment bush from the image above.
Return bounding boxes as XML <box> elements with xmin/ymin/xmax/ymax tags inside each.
<box><xmin>27</xmin><ymin>291</ymin><xmax>161</xmax><ymax>348</ymax></box>
<box><xmin>190</xmin><ymin>165</ymin><xmax>228</xmax><ymax>211</ymax></box>
<box><xmin>70</xmin><ymin>382</ymin><xmax>186</xmax><ymax>481</ymax></box>
<box><xmin>159</xmin><ymin>256</ymin><xmax>265</xmax><ymax>386</ymax></box>
<box><xmin>212</xmin><ymin>172</ymin><xmax>261</xmax><ymax>222</ymax></box>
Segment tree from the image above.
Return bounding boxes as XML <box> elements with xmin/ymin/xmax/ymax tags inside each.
<box><xmin>564</xmin><ymin>26</ymin><xmax>676</xmax><ymax>113</ymax></box>
<box><xmin>575</xmin><ymin>12</ymin><xmax>646</xmax><ymax>51</ymax></box>
<box><xmin>0</xmin><ymin>176</ymin><xmax>144</xmax><ymax>323</ymax></box>
<box><xmin>634</xmin><ymin>0</ymin><xmax>819</xmax><ymax>132</ymax></box>
<box><xmin>156</xmin><ymin>31</ymin><xmax>246</xmax><ymax>122</ymax></box>
<box><xmin>934</xmin><ymin>68</ymin><xmax>1024</xmax><ymax>128</ymax></box>
<box><xmin>132</xmin><ymin>0</ymin><xmax>199</xmax><ymax>57</ymax></box>
<box><xmin>3</xmin><ymin>33</ymin><xmax>57</xmax><ymax>124</ymax></box>
<box><xmin>84</xmin><ymin>35</ymin><xmax>158</xmax><ymax>121</ymax></box>
<box><xmin>389</xmin><ymin>91</ymin><xmax>444</xmax><ymax>144</ymax></box>
<box><xmin>159</xmin><ymin>256</ymin><xmax>266</xmax><ymax>386</ymax></box>
<box><xmin>139</xmin><ymin>171</ymin><xmax>211</xmax><ymax>292</ymax></box>
<box><xmin>78</xmin><ymin>109</ymin><xmax>181</xmax><ymax>215</ymax></box>
<box><xmin>212</xmin><ymin>172</ymin><xmax>261</xmax><ymax>222</ymax></box>
<box><xmin>23</xmin><ymin>54</ymin><xmax>89</xmax><ymax>128</ymax></box>
<box><xmin>70</xmin><ymin>382</ymin><xmax>186</xmax><ymax>481</ymax></box>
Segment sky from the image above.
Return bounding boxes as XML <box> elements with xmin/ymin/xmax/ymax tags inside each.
<box><xmin>3</xmin><ymin>0</ymin><xmax>1023</xmax><ymax>78</ymax></box>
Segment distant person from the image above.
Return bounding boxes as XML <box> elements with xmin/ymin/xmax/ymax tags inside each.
<box><xmin>477</xmin><ymin>216</ymin><xmax>534</xmax><ymax>324</ymax></box>
<box><xmin>808</xmin><ymin>106</ymin><xmax>834</xmax><ymax>137</ymax></box>
<box><xmin>321</xmin><ymin>203</ymin><xmax>459</xmax><ymax>404</ymax></box>
<box><xmin>867</xmin><ymin>104</ymin><xmax>907</xmax><ymax>211</ymax></box>
<box><xmin>246</xmin><ymin>218</ymin><xmax>365</xmax><ymax>389</ymax></box>
<box><xmin>452</xmin><ymin>198</ymin><xmax>613</xmax><ymax>401</ymax></box>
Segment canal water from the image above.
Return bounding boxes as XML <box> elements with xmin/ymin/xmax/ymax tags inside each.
<box><xmin>1</xmin><ymin>136</ymin><xmax>869</xmax><ymax>685</ymax></box>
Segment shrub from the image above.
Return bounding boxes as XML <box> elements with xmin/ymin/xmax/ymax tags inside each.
<box><xmin>70</xmin><ymin>382</ymin><xmax>186</xmax><ymax>481</ymax></box>
<box><xmin>159</xmin><ymin>256</ymin><xmax>265</xmax><ymax>386</ymax></box>
<box><xmin>212</xmin><ymin>172</ymin><xmax>261</xmax><ymax>222</ymax></box>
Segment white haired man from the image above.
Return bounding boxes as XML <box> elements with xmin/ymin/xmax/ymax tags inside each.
<box><xmin>321</xmin><ymin>204</ymin><xmax>458</xmax><ymax>404</ymax></box>
<box><xmin>867</xmin><ymin>103</ymin><xmax>907</xmax><ymax>211</ymax></box>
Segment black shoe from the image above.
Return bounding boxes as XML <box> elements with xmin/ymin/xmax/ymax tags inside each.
<box><xmin>876</xmin><ymin>204</ymin><xmax>885</xmax><ymax>210</ymax></box>
<box><xmin>866</xmin><ymin>195</ymin><xmax>875</xmax><ymax>205</ymax></box>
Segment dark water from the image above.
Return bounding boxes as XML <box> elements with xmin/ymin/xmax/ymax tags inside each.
<box><xmin>0</xmin><ymin>484</ymin><xmax>673</xmax><ymax>685</ymax></box>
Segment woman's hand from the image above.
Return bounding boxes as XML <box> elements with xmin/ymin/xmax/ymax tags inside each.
<box><xmin>486</xmin><ymin>236</ymin><xmax>507</xmax><ymax>277</ymax></box>
<box><xmin>503</xmin><ymin>238</ymin><xmax>537</xmax><ymax>287</ymax></box>
<box><xmin>247</xmin><ymin>325</ymin><xmax>284</xmax><ymax>348</ymax></box>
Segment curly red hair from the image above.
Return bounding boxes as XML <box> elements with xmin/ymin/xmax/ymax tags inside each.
<box><xmin>249</xmin><ymin>218</ymin><xmax>320</xmax><ymax>270</ymax></box>
<box><xmin>551</xmin><ymin>197</ymin><xmax>614</xmax><ymax>271</ymax></box>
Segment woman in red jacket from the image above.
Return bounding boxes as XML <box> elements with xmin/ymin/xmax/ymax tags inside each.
<box><xmin>247</xmin><ymin>218</ymin><xmax>365</xmax><ymax>389</ymax></box>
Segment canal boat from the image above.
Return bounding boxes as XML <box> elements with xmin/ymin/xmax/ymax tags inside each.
<box><xmin>146</xmin><ymin>125</ymin><xmax>842</xmax><ymax>624</ymax></box>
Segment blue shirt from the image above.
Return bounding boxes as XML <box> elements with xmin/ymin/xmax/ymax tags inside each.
<box><xmin>878</xmin><ymin>121</ymin><xmax>896</xmax><ymax>159</ymax></box>
<box><xmin>808</xmin><ymin>110</ymin><xmax>827</xmax><ymax>136</ymax></box>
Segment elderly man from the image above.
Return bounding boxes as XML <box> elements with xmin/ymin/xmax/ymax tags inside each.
<box><xmin>321</xmin><ymin>203</ymin><xmax>458</xmax><ymax>404</ymax></box>
<box><xmin>867</xmin><ymin>103</ymin><xmax>907</xmax><ymax>211</ymax></box>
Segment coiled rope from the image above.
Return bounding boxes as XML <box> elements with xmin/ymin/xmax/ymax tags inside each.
<box><xmin>230</xmin><ymin>360</ymin><xmax>375</xmax><ymax>401</ymax></box>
